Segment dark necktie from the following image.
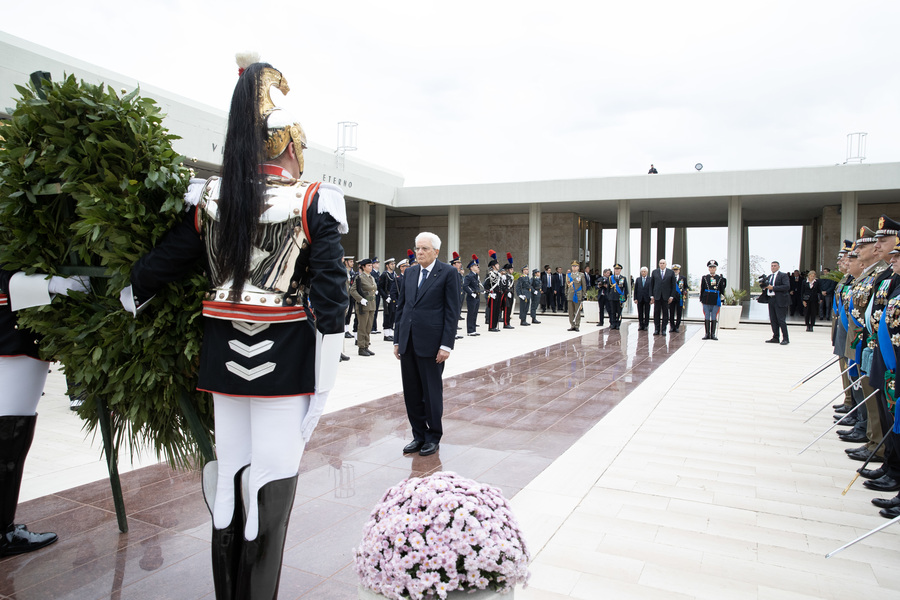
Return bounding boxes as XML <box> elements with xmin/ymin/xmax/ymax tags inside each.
<box><xmin>419</xmin><ymin>269</ymin><xmax>428</xmax><ymax>289</ymax></box>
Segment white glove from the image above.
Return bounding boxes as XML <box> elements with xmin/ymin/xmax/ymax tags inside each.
<box><xmin>385</xmin><ymin>297</ymin><xmax>391</xmax><ymax>304</ymax></box>
<box><xmin>49</xmin><ymin>275</ymin><xmax>91</xmax><ymax>296</ymax></box>
<box><xmin>519</xmin><ymin>295</ymin><xmax>526</xmax><ymax>300</ymax></box>
<box><xmin>303</xmin><ymin>331</ymin><xmax>342</xmax><ymax>441</ymax></box>
<box><xmin>301</xmin><ymin>391</ymin><xmax>328</xmax><ymax>443</ymax></box>
<box><xmin>119</xmin><ymin>284</ymin><xmax>138</xmax><ymax>316</ymax></box>
<box><xmin>184</xmin><ymin>178</ymin><xmax>207</xmax><ymax>207</ymax></box>
<box><xmin>471</xmin><ymin>293</ymin><xmax>477</xmax><ymax>298</ymax></box>
<box><xmin>489</xmin><ymin>293</ymin><xmax>496</xmax><ymax>299</ymax></box>
<box><xmin>374</xmin><ymin>290</ymin><xmax>379</xmax><ymax>296</ymax></box>
<box><xmin>508</xmin><ymin>292</ymin><xmax>512</xmax><ymax>299</ymax></box>
<box><xmin>360</xmin><ymin>298</ymin><xmax>368</xmax><ymax>306</ymax></box>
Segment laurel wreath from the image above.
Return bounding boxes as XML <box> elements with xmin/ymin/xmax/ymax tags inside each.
<box><xmin>0</xmin><ymin>75</ymin><xmax>213</xmax><ymax>468</ymax></box>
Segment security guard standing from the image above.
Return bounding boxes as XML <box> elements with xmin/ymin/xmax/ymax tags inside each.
<box><xmin>350</xmin><ymin>258</ymin><xmax>377</xmax><ymax>356</ymax></box>
<box><xmin>699</xmin><ymin>260</ymin><xmax>726</xmax><ymax>340</ymax></box>
<box><xmin>607</xmin><ymin>263</ymin><xmax>628</xmax><ymax>330</ymax></box>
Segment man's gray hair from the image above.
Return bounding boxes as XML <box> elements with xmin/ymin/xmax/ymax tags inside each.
<box><xmin>416</xmin><ymin>231</ymin><xmax>441</xmax><ymax>250</ymax></box>
<box><xmin>640</xmin><ymin>266</ymin><xmax>648</xmax><ymax>273</ymax></box>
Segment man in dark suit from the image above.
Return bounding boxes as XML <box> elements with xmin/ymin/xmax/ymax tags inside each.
<box><xmin>765</xmin><ymin>260</ymin><xmax>791</xmax><ymax>345</ymax></box>
<box><xmin>393</xmin><ymin>232</ymin><xmax>460</xmax><ymax>457</ymax></box>
<box><xmin>552</xmin><ymin>267</ymin><xmax>565</xmax><ymax>312</ymax></box>
<box><xmin>540</xmin><ymin>265</ymin><xmax>552</xmax><ymax>313</ymax></box>
<box><xmin>633</xmin><ymin>266</ymin><xmax>651</xmax><ymax>330</ymax></box>
<box><xmin>649</xmin><ymin>258</ymin><xmax>675</xmax><ymax>335</ymax></box>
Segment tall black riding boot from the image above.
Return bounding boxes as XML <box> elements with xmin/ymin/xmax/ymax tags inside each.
<box><xmin>0</xmin><ymin>414</ymin><xmax>58</xmax><ymax>558</ymax></box>
<box><xmin>235</xmin><ymin>474</ymin><xmax>298</xmax><ymax>600</ymax></box>
<box><xmin>711</xmin><ymin>321</ymin><xmax>719</xmax><ymax>340</ymax></box>
<box><xmin>702</xmin><ymin>320</ymin><xmax>710</xmax><ymax>340</ymax></box>
<box><xmin>202</xmin><ymin>461</ymin><xmax>249</xmax><ymax>600</ymax></box>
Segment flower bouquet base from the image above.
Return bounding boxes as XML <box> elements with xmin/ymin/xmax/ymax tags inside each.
<box><xmin>359</xmin><ymin>585</ymin><xmax>514</xmax><ymax>599</ymax></box>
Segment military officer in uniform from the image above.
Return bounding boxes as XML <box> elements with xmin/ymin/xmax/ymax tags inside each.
<box><xmin>700</xmin><ymin>260</ymin><xmax>726</xmax><ymax>340</ymax></box>
<box><xmin>484</xmin><ymin>258</ymin><xmax>502</xmax><ymax>332</ymax></box>
<box><xmin>343</xmin><ymin>256</ymin><xmax>356</xmax><ymax>339</ymax></box>
<box><xmin>845</xmin><ymin>226</ymin><xmax>888</xmax><ymax>463</ymax></box>
<box><xmin>350</xmin><ymin>258</ymin><xmax>377</xmax><ymax>356</ymax></box>
<box><xmin>463</xmin><ymin>256</ymin><xmax>483</xmax><ymax>336</ymax></box>
<box><xmin>566</xmin><ymin>260</ymin><xmax>585</xmax><ymax>331</ymax></box>
<box><xmin>370</xmin><ymin>257</ymin><xmax>381</xmax><ymax>334</ymax></box>
<box><xmin>515</xmin><ymin>266</ymin><xmax>532</xmax><ymax>326</ymax></box>
<box><xmin>607</xmin><ymin>264</ymin><xmax>628</xmax><ymax>330</ymax></box>
<box><xmin>530</xmin><ymin>268</ymin><xmax>543</xmax><ymax>324</ymax></box>
<box><xmin>671</xmin><ymin>264</ymin><xmax>688</xmax><ymax>333</ymax></box>
<box><xmin>499</xmin><ymin>260</ymin><xmax>515</xmax><ymax>329</ymax></box>
<box><xmin>379</xmin><ymin>258</ymin><xmax>396</xmax><ymax>342</ymax></box>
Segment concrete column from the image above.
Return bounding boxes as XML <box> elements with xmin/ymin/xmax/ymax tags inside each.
<box><xmin>799</xmin><ymin>224</ymin><xmax>813</xmax><ymax>270</ymax></box>
<box><xmin>672</xmin><ymin>227</ymin><xmax>688</xmax><ymax>274</ymax></box>
<box><xmin>841</xmin><ymin>191</ymin><xmax>858</xmax><ymax>245</ymax></box>
<box><xmin>357</xmin><ymin>200</ymin><xmax>370</xmax><ymax>260</ymax></box>
<box><xmin>447</xmin><ymin>205</ymin><xmax>460</xmax><ymax>263</ymax></box>
<box><xmin>656</xmin><ymin>221</ymin><xmax>667</xmax><ymax>263</ymax></box>
<box><xmin>616</xmin><ymin>200</ymin><xmax>631</xmax><ymax>310</ymax></box>
<box><xmin>640</xmin><ymin>211</ymin><xmax>651</xmax><ymax>271</ymax></box>
<box><xmin>374</xmin><ymin>204</ymin><xmax>386</xmax><ymax>263</ymax></box>
<box><xmin>726</xmin><ymin>196</ymin><xmax>742</xmax><ymax>293</ymax></box>
<box><xmin>741</xmin><ymin>223</ymin><xmax>750</xmax><ymax>293</ymax></box>
<box><xmin>529</xmin><ymin>203</ymin><xmax>541</xmax><ymax>274</ymax></box>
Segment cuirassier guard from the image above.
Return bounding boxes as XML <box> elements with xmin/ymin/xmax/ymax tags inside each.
<box><xmin>120</xmin><ymin>54</ymin><xmax>348</xmax><ymax>599</ymax></box>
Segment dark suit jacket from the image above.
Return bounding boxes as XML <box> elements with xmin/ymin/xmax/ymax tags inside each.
<box><xmin>633</xmin><ymin>275</ymin><xmax>651</xmax><ymax>302</ymax></box>
<box><xmin>649</xmin><ymin>268</ymin><xmax>675</xmax><ymax>301</ymax></box>
<box><xmin>394</xmin><ymin>259</ymin><xmax>460</xmax><ymax>357</ymax></box>
<box><xmin>768</xmin><ymin>271</ymin><xmax>790</xmax><ymax>308</ymax></box>
<box><xmin>551</xmin><ymin>273</ymin><xmax>565</xmax><ymax>293</ymax></box>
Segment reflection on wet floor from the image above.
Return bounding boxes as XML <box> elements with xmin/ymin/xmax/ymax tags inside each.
<box><xmin>1</xmin><ymin>323</ymin><xmax>695</xmax><ymax>599</ymax></box>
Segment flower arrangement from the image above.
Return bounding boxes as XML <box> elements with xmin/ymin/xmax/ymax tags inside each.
<box><xmin>355</xmin><ymin>471</ymin><xmax>530</xmax><ymax>599</ymax></box>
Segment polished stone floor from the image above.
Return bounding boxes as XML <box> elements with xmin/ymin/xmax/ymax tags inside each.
<box><xmin>2</xmin><ymin>322</ymin><xmax>689</xmax><ymax>599</ymax></box>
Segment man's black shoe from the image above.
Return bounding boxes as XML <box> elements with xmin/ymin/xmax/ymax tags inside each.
<box><xmin>345</xmin><ymin>332</ymin><xmax>354</xmax><ymax>339</ymax></box>
<box><xmin>834</xmin><ymin>405</ymin><xmax>850</xmax><ymax>414</ymax></box>
<box><xmin>872</xmin><ymin>495</ymin><xmax>900</xmax><ymax>509</ymax></box>
<box><xmin>833</xmin><ymin>403</ymin><xmax>849</xmax><ymax>410</ymax></box>
<box><xmin>839</xmin><ymin>431</ymin><xmax>868</xmax><ymax>443</ymax></box>
<box><xmin>848</xmin><ymin>450</ymin><xmax>883</xmax><ymax>463</ymax></box>
<box><xmin>863</xmin><ymin>475</ymin><xmax>900</xmax><ymax>492</ymax></box>
<box><xmin>765</xmin><ymin>338</ymin><xmax>779</xmax><ymax>343</ymax></box>
<box><xmin>779</xmin><ymin>340</ymin><xmax>789</xmax><ymax>345</ymax></box>
<box><xmin>467</xmin><ymin>332</ymin><xmax>480</xmax><ymax>336</ymax></box>
<box><xmin>835</xmin><ymin>416</ymin><xmax>858</xmax><ymax>427</ymax></box>
<box><xmin>358</xmin><ymin>348</ymin><xmax>375</xmax><ymax>356</ymax></box>
<box><xmin>520</xmin><ymin>322</ymin><xmax>531</xmax><ymax>326</ymax></box>
<box><xmin>419</xmin><ymin>442</ymin><xmax>439</xmax><ymax>456</ymax></box>
<box><xmin>488</xmin><ymin>328</ymin><xmax>500</xmax><ymax>332</ymax></box>
<box><xmin>567</xmin><ymin>327</ymin><xmax>577</xmax><ymax>331</ymax></box>
<box><xmin>532</xmin><ymin>320</ymin><xmax>541</xmax><ymax>324</ymax></box>
<box><xmin>403</xmin><ymin>440</ymin><xmax>424</xmax><ymax>454</ymax></box>
<box><xmin>504</xmin><ymin>325</ymin><xmax>515</xmax><ymax>329</ymax></box>
<box><xmin>879</xmin><ymin>506</ymin><xmax>900</xmax><ymax>519</ymax></box>
<box><xmin>845</xmin><ymin>445</ymin><xmax>868</xmax><ymax>455</ymax></box>
<box><xmin>859</xmin><ymin>467</ymin><xmax>885</xmax><ymax>480</ymax></box>
<box><xmin>340</xmin><ymin>353</ymin><xmax>349</xmax><ymax>362</ymax></box>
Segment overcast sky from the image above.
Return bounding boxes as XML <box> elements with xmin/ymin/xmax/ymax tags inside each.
<box><xmin>3</xmin><ymin>0</ymin><xmax>896</xmax><ymax>278</ymax></box>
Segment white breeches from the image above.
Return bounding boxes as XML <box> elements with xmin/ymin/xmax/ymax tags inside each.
<box><xmin>0</xmin><ymin>356</ymin><xmax>49</xmax><ymax>416</ymax></box>
<box><xmin>212</xmin><ymin>393</ymin><xmax>308</xmax><ymax>540</ymax></box>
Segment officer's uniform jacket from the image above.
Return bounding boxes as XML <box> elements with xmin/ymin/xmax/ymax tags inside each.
<box><xmin>699</xmin><ymin>274</ymin><xmax>726</xmax><ymax>306</ymax></box>
<box><xmin>351</xmin><ymin>270</ymin><xmax>377</xmax><ymax>312</ymax></box>
<box><xmin>845</xmin><ymin>261</ymin><xmax>887</xmax><ymax>361</ymax></box>
<box><xmin>130</xmin><ymin>170</ymin><xmax>349</xmax><ymax>397</ymax></box>
<box><xmin>566</xmin><ymin>272</ymin><xmax>585</xmax><ymax>303</ymax></box>
<box><xmin>608</xmin><ymin>273</ymin><xmax>629</xmax><ymax>303</ymax></box>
